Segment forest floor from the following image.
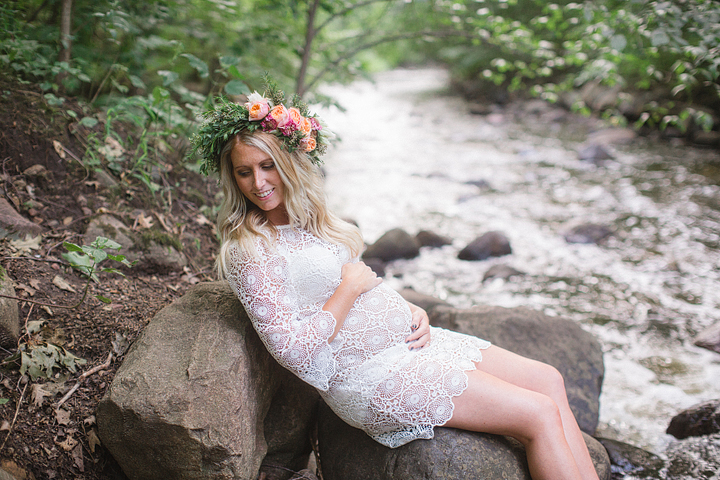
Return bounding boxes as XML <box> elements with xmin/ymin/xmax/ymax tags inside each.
<box><xmin>0</xmin><ymin>78</ymin><xmax>220</xmax><ymax>479</ymax></box>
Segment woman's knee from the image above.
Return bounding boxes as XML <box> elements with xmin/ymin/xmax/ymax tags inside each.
<box><xmin>533</xmin><ymin>363</ymin><xmax>567</xmax><ymax>399</ymax></box>
<box><xmin>517</xmin><ymin>392</ymin><xmax>565</xmax><ymax>444</ymax></box>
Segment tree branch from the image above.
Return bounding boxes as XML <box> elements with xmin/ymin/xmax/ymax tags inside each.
<box><xmin>314</xmin><ymin>0</ymin><xmax>392</xmax><ymax>35</ymax></box>
<box><xmin>305</xmin><ymin>29</ymin><xmax>475</xmax><ymax>93</ymax></box>
<box><xmin>56</xmin><ymin>352</ymin><xmax>112</xmax><ymax>408</ymax></box>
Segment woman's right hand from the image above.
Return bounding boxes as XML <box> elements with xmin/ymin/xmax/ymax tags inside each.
<box><xmin>324</xmin><ymin>261</ymin><xmax>382</xmax><ymax>342</ymax></box>
<box><xmin>341</xmin><ymin>261</ymin><xmax>382</xmax><ymax>295</ymax></box>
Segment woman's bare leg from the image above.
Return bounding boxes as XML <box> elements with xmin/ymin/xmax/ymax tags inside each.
<box><xmin>476</xmin><ymin>346</ymin><xmax>599</xmax><ymax>480</ymax></box>
<box><xmin>444</xmin><ymin>346</ymin><xmax>600</xmax><ymax>480</ymax></box>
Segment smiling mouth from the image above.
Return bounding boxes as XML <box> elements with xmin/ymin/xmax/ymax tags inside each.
<box><xmin>255</xmin><ymin>189</ymin><xmax>274</xmax><ymax>200</ymax></box>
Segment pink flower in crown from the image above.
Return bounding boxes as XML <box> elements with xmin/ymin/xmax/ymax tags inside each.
<box><xmin>244</xmin><ymin>92</ymin><xmax>270</xmax><ymax>121</ymax></box>
<box><xmin>308</xmin><ymin>117</ymin><xmax>322</xmax><ymax>131</ymax></box>
<box><xmin>262</xmin><ymin>104</ymin><xmax>290</xmax><ymax>131</ymax></box>
<box><xmin>280</xmin><ymin>107</ymin><xmax>303</xmax><ymax>136</ymax></box>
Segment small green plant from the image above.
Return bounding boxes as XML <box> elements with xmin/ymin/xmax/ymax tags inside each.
<box><xmin>61</xmin><ymin>236</ymin><xmax>134</xmax><ymax>304</ymax></box>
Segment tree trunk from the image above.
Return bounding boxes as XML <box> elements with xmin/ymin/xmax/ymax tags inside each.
<box><xmin>296</xmin><ymin>0</ymin><xmax>321</xmax><ymax>97</ymax></box>
<box><xmin>59</xmin><ymin>0</ymin><xmax>73</xmax><ymax>64</ymax></box>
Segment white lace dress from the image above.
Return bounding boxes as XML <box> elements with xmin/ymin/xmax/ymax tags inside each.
<box><xmin>225</xmin><ymin>226</ymin><xmax>491</xmax><ymax>448</ymax></box>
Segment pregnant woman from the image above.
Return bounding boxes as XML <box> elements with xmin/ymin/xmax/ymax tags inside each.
<box><xmin>190</xmin><ymin>80</ymin><xmax>599</xmax><ymax>480</ymax></box>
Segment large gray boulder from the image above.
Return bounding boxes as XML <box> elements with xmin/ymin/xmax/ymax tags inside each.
<box><xmin>430</xmin><ymin>305</ymin><xmax>604</xmax><ymax>433</ymax></box>
<box><xmin>100</xmin><ymin>284</ymin><xmax>607</xmax><ymax>480</ymax></box>
<box><xmin>97</xmin><ymin>281</ymin><xmax>318</xmax><ymax>480</ymax></box>
<box><xmin>318</xmin><ymin>401</ymin><xmax>610</xmax><ymax>480</ymax></box>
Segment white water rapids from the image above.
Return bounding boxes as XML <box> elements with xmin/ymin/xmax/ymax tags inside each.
<box><xmin>318</xmin><ymin>68</ymin><xmax>720</xmax><ymax>455</ymax></box>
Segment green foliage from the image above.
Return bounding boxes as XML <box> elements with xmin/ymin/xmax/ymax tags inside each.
<box><xmin>62</xmin><ymin>236</ymin><xmax>133</xmax><ymax>301</ymax></box>
<box><xmin>422</xmin><ymin>0</ymin><xmax>720</xmax><ymax>130</ymax></box>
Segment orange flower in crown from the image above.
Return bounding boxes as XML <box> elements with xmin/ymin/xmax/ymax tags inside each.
<box><xmin>301</xmin><ymin>136</ymin><xmax>317</xmax><ymax>152</ymax></box>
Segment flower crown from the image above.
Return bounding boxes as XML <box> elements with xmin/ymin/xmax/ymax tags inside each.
<box><xmin>189</xmin><ymin>77</ymin><xmax>330</xmax><ymax>175</ymax></box>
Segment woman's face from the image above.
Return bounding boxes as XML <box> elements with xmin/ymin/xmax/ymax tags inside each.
<box><xmin>231</xmin><ymin>142</ymin><xmax>288</xmax><ymax>225</ymax></box>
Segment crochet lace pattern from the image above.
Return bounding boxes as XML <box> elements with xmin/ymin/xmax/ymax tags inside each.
<box><xmin>225</xmin><ymin>226</ymin><xmax>491</xmax><ymax>448</ymax></box>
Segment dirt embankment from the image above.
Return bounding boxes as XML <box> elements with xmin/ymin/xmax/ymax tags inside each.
<box><xmin>0</xmin><ymin>78</ymin><xmax>220</xmax><ymax>479</ymax></box>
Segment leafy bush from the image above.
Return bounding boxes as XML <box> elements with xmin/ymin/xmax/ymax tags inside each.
<box><xmin>424</xmin><ymin>0</ymin><xmax>720</xmax><ymax>131</ymax></box>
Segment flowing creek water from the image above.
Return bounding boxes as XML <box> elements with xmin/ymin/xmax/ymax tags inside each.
<box><xmin>318</xmin><ymin>68</ymin><xmax>720</xmax><ymax>455</ymax></box>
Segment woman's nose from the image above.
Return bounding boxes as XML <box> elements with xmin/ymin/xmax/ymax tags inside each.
<box><xmin>253</xmin><ymin>170</ymin><xmax>265</xmax><ymax>189</ymax></box>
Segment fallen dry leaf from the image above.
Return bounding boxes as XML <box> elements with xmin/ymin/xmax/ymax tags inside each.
<box><xmin>87</xmin><ymin>429</ymin><xmax>101</xmax><ymax>453</ymax></box>
<box><xmin>9</xmin><ymin>235</ymin><xmax>42</xmax><ymax>254</ymax></box>
<box><xmin>29</xmin><ymin>278</ymin><xmax>42</xmax><ymax>290</ymax></box>
<box><xmin>72</xmin><ymin>443</ymin><xmax>84</xmax><ymax>472</ymax></box>
<box><xmin>134</xmin><ymin>212</ymin><xmax>154</xmax><ymax>229</ymax></box>
<box><xmin>0</xmin><ymin>420</ymin><xmax>10</xmax><ymax>431</ymax></box>
<box><xmin>55</xmin><ymin>408</ymin><xmax>71</xmax><ymax>426</ymax></box>
<box><xmin>57</xmin><ymin>435</ymin><xmax>78</xmax><ymax>452</ymax></box>
<box><xmin>52</xmin><ymin>275</ymin><xmax>77</xmax><ymax>293</ymax></box>
<box><xmin>62</xmin><ymin>216</ymin><xmax>73</xmax><ymax>226</ymax></box>
<box><xmin>52</xmin><ymin>140</ymin><xmax>66</xmax><ymax>159</ymax></box>
<box><xmin>31</xmin><ymin>384</ymin><xmax>52</xmax><ymax>407</ymax></box>
<box><xmin>24</xmin><ymin>164</ymin><xmax>48</xmax><ymax>177</ymax></box>
<box><xmin>16</xmin><ymin>283</ymin><xmax>36</xmax><ymax>296</ymax></box>
<box><xmin>154</xmin><ymin>212</ymin><xmax>171</xmax><ymax>232</ymax></box>
<box><xmin>195</xmin><ymin>213</ymin><xmax>211</xmax><ymax>226</ymax></box>
<box><xmin>0</xmin><ymin>459</ymin><xmax>30</xmax><ymax>480</ymax></box>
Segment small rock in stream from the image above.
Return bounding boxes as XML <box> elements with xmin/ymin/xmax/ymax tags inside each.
<box><xmin>597</xmin><ymin>437</ymin><xmax>664</xmax><ymax>479</ymax></box>
<box><xmin>482</xmin><ymin>264</ymin><xmax>525</xmax><ymax>282</ymax></box>
<box><xmin>415</xmin><ymin>230</ymin><xmax>452</xmax><ymax>248</ymax></box>
<box><xmin>667</xmin><ymin>400</ymin><xmax>720</xmax><ymax>439</ymax></box>
<box><xmin>693</xmin><ymin>322</ymin><xmax>720</xmax><ymax>354</ymax></box>
<box><xmin>587</xmin><ymin>128</ymin><xmax>637</xmax><ymax>145</ymax></box>
<box><xmin>464</xmin><ymin>179</ymin><xmax>491</xmax><ymax>190</ymax></box>
<box><xmin>563</xmin><ymin>224</ymin><xmax>613</xmax><ymax>245</ymax></box>
<box><xmin>578</xmin><ymin>143</ymin><xmax>614</xmax><ymax>163</ymax></box>
<box><xmin>363</xmin><ymin>228</ymin><xmax>420</xmax><ymax>262</ymax></box>
<box><xmin>665</xmin><ymin>433</ymin><xmax>720</xmax><ymax>480</ymax></box>
<box><xmin>458</xmin><ymin>231</ymin><xmax>512</xmax><ymax>261</ymax></box>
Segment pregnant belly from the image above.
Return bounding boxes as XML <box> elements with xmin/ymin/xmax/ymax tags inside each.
<box><xmin>338</xmin><ymin>284</ymin><xmax>412</xmax><ymax>351</ymax></box>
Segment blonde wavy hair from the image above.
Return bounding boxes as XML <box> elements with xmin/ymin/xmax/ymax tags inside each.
<box><xmin>216</xmin><ymin>130</ymin><xmax>363</xmax><ymax>278</ymax></box>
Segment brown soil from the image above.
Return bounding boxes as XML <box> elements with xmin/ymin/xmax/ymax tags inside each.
<box><xmin>0</xmin><ymin>78</ymin><xmax>220</xmax><ymax>479</ymax></box>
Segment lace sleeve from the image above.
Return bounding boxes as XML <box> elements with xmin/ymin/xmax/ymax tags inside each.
<box><xmin>225</xmin><ymin>241</ymin><xmax>337</xmax><ymax>391</ymax></box>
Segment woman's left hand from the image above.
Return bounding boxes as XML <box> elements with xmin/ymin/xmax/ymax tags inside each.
<box><xmin>405</xmin><ymin>302</ymin><xmax>430</xmax><ymax>350</ymax></box>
